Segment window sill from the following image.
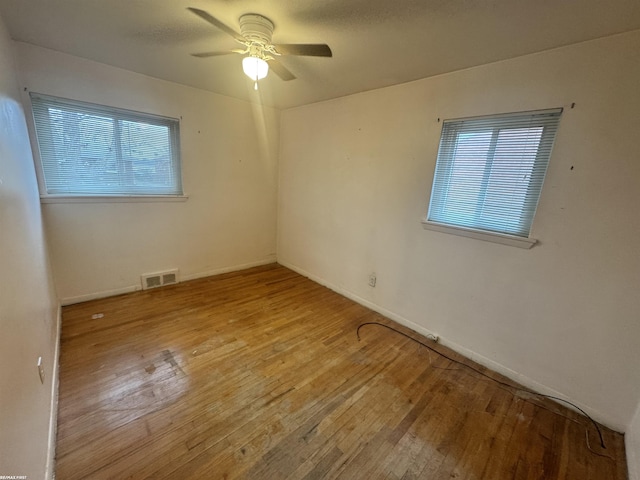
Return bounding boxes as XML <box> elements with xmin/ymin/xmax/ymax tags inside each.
<box><xmin>421</xmin><ymin>220</ymin><xmax>537</xmax><ymax>249</ymax></box>
<box><xmin>40</xmin><ymin>194</ymin><xmax>189</xmax><ymax>204</ymax></box>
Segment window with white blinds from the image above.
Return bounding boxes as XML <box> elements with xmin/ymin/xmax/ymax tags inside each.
<box><xmin>426</xmin><ymin>109</ymin><xmax>561</xmax><ymax>240</ymax></box>
<box><xmin>30</xmin><ymin>93</ymin><xmax>182</xmax><ymax>197</ymax></box>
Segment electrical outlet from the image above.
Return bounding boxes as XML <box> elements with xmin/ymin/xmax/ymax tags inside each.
<box><xmin>426</xmin><ymin>333</ymin><xmax>439</xmax><ymax>343</ymax></box>
<box><xmin>368</xmin><ymin>273</ymin><xmax>376</xmax><ymax>287</ymax></box>
<box><xmin>37</xmin><ymin>356</ymin><xmax>45</xmax><ymax>384</ymax></box>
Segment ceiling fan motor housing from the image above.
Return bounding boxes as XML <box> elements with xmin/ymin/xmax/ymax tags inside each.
<box><xmin>239</xmin><ymin>14</ymin><xmax>274</xmax><ymax>45</ymax></box>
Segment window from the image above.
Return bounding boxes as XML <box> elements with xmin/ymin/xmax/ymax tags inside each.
<box><xmin>424</xmin><ymin>109</ymin><xmax>561</xmax><ymax>247</ymax></box>
<box><xmin>30</xmin><ymin>93</ymin><xmax>182</xmax><ymax>198</ymax></box>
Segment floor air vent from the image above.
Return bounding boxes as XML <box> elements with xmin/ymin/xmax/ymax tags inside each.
<box><xmin>141</xmin><ymin>269</ymin><xmax>179</xmax><ymax>290</ymax></box>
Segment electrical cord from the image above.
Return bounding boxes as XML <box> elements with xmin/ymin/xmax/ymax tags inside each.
<box><xmin>356</xmin><ymin>321</ymin><xmax>608</xmax><ymax>452</ymax></box>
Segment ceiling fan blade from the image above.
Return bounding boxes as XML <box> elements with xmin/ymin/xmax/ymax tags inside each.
<box><xmin>191</xmin><ymin>51</ymin><xmax>236</xmax><ymax>58</ymax></box>
<box><xmin>187</xmin><ymin>7</ymin><xmax>245</xmax><ymax>43</ymax></box>
<box><xmin>267</xmin><ymin>59</ymin><xmax>296</xmax><ymax>81</ymax></box>
<box><xmin>273</xmin><ymin>44</ymin><xmax>332</xmax><ymax>57</ymax></box>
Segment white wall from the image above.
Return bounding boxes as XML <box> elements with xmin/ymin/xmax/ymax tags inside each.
<box><xmin>15</xmin><ymin>42</ymin><xmax>280</xmax><ymax>304</ymax></box>
<box><xmin>278</xmin><ymin>30</ymin><xmax>640</xmax><ymax>432</ymax></box>
<box><xmin>0</xmin><ymin>15</ymin><xmax>59</xmax><ymax>480</ymax></box>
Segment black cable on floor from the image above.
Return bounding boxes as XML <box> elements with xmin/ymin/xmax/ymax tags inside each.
<box><xmin>356</xmin><ymin>321</ymin><xmax>607</xmax><ymax>450</ymax></box>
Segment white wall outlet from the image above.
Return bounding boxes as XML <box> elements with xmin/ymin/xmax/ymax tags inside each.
<box><xmin>37</xmin><ymin>356</ymin><xmax>44</xmax><ymax>384</ymax></box>
<box><xmin>426</xmin><ymin>333</ymin><xmax>439</xmax><ymax>343</ymax></box>
<box><xmin>368</xmin><ymin>273</ymin><xmax>377</xmax><ymax>287</ymax></box>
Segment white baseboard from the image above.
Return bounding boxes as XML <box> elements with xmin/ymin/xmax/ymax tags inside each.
<box><xmin>61</xmin><ymin>284</ymin><xmax>140</xmax><ymax>306</ymax></box>
<box><xmin>278</xmin><ymin>259</ymin><xmax>623</xmax><ymax>432</ymax></box>
<box><xmin>180</xmin><ymin>257</ymin><xmax>277</xmax><ymax>282</ymax></box>
<box><xmin>60</xmin><ymin>257</ymin><xmax>278</xmax><ymax>306</ymax></box>
<box><xmin>628</xmin><ymin>444</ymin><xmax>638</xmax><ymax>480</ymax></box>
<box><xmin>627</xmin><ymin>418</ymin><xmax>640</xmax><ymax>480</ymax></box>
<box><xmin>45</xmin><ymin>303</ymin><xmax>62</xmax><ymax>480</ymax></box>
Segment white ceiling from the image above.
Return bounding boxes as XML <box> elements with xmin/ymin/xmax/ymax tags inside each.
<box><xmin>1</xmin><ymin>0</ymin><xmax>639</xmax><ymax>109</ymax></box>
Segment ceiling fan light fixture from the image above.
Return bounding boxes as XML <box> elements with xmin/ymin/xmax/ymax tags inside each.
<box><xmin>188</xmin><ymin>8</ymin><xmax>331</xmax><ymax>84</ymax></box>
<box><xmin>242</xmin><ymin>56</ymin><xmax>269</xmax><ymax>81</ymax></box>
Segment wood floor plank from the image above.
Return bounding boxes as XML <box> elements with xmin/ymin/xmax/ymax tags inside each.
<box><xmin>55</xmin><ymin>264</ymin><xmax>628</xmax><ymax>479</ymax></box>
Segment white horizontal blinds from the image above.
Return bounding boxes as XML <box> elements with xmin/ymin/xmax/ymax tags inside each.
<box><xmin>428</xmin><ymin>109</ymin><xmax>561</xmax><ymax>237</ymax></box>
<box><xmin>30</xmin><ymin>93</ymin><xmax>182</xmax><ymax>196</ymax></box>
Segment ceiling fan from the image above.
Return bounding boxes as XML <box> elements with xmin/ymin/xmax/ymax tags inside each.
<box><xmin>188</xmin><ymin>7</ymin><xmax>333</xmax><ymax>89</ymax></box>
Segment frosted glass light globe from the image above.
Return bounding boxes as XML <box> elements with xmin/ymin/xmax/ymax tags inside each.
<box><xmin>242</xmin><ymin>56</ymin><xmax>269</xmax><ymax>81</ymax></box>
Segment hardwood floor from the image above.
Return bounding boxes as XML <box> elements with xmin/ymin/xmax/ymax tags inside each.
<box><xmin>56</xmin><ymin>264</ymin><xmax>627</xmax><ymax>479</ymax></box>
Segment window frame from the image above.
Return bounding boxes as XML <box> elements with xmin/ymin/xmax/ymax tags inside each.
<box><xmin>28</xmin><ymin>93</ymin><xmax>186</xmax><ymax>203</ymax></box>
<box><xmin>422</xmin><ymin>108</ymin><xmax>562</xmax><ymax>248</ymax></box>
